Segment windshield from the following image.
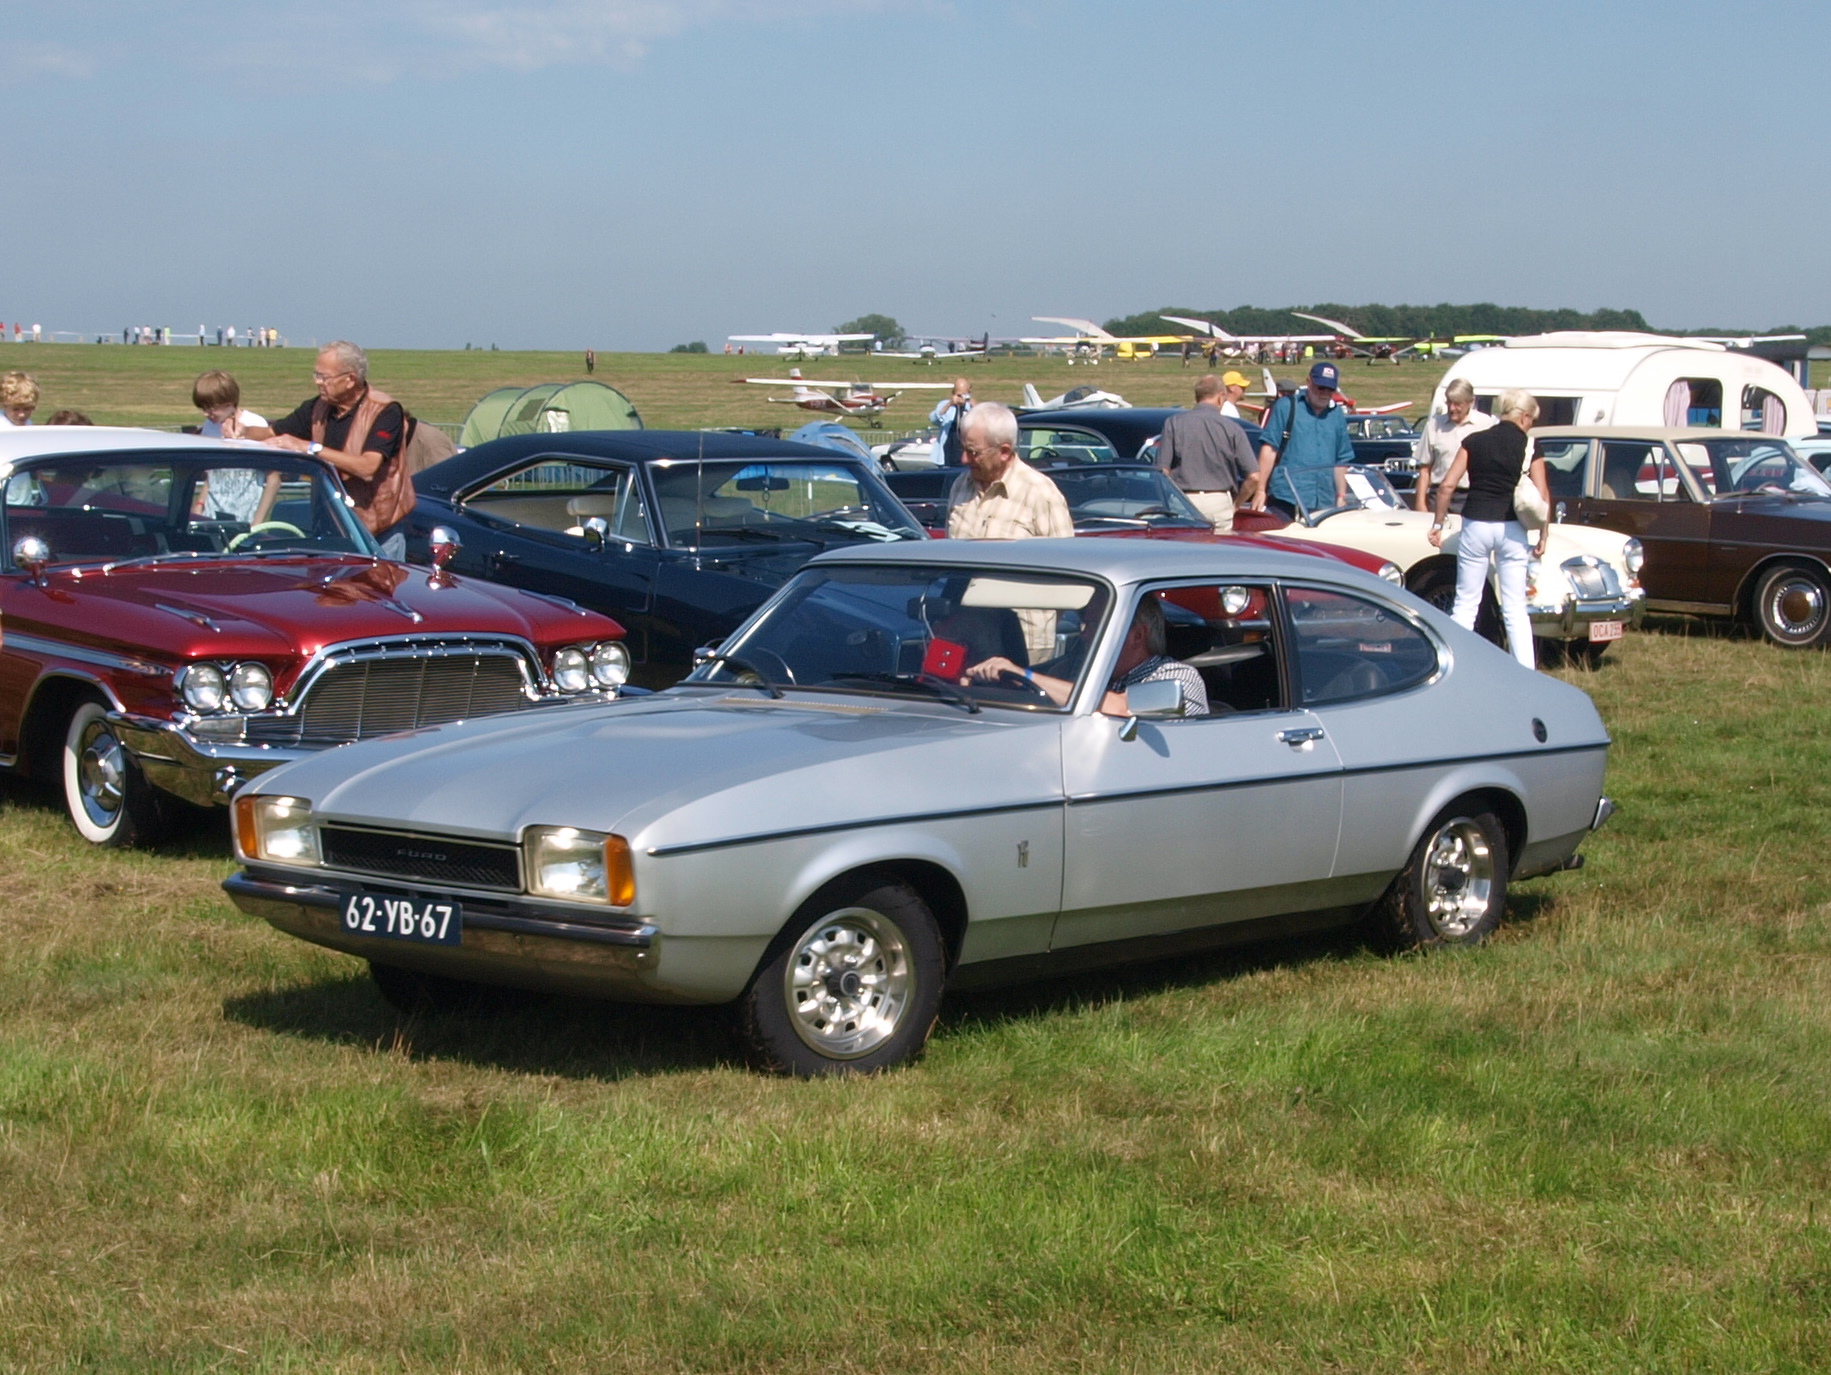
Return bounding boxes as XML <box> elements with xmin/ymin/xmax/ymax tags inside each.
<box><xmin>647</xmin><ymin>459</ymin><xmax>923</xmax><ymax>547</ymax></box>
<box><xmin>686</xmin><ymin>563</ymin><xmax>1112</xmax><ymax>711</ymax></box>
<box><xmin>1670</xmin><ymin>438</ymin><xmax>1831</xmax><ymax>500</ymax></box>
<box><xmin>1349</xmin><ymin>416</ymin><xmax>1418</xmax><ymax>439</ymax></box>
<box><xmin>1047</xmin><ymin>466</ymin><xmax>1210</xmax><ymax>527</ymax></box>
<box><xmin>3</xmin><ymin>452</ymin><xmax>380</xmax><ymax>564</ymax></box>
<box><xmin>1018</xmin><ymin>427</ymin><xmax>1122</xmax><ymax>466</ymax></box>
<box><xmin>1285</xmin><ymin>464</ymin><xmax>1407</xmax><ymax>523</ymax></box>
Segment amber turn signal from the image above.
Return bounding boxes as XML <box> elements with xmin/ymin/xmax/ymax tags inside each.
<box><xmin>604</xmin><ymin>834</ymin><xmax>636</xmax><ymax>908</ymax></box>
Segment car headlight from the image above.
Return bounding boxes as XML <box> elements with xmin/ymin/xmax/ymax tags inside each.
<box><xmin>233</xmin><ymin>794</ymin><xmax>319</xmax><ymax>865</ymax></box>
<box><xmin>524</xmin><ymin>826</ymin><xmax>635</xmax><ymax>906</ymax></box>
<box><xmin>552</xmin><ymin>647</ymin><xmax>589</xmax><ymax>693</ymax></box>
<box><xmin>1622</xmin><ymin>538</ymin><xmax>1645</xmax><ymax>575</ymax></box>
<box><xmin>1377</xmin><ymin>561</ymin><xmax>1403</xmax><ymax>585</ymax></box>
<box><xmin>589</xmin><ymin>641</ymin><xmax>630</xmax><ymax>687</ymax></box>
<box><xmin>179</xmin><ymin>663</ymin><xmax>226</xmax><ymax>712</ymax></box>
<box><xmin>229</xmin><ymin>662</ymin><xmax>273</xmax><ymax>711</ymax></box>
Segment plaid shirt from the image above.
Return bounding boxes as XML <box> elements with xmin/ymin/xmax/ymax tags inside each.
<box><xmin>946</xmin><ymin>460</ymin><xmax>1074</xmax><ymax>541</ymax></box>
<box><xmin>1112</xmin><ymin>655</ymin><xmax>1209</xmax><ymax>717</ymax></box>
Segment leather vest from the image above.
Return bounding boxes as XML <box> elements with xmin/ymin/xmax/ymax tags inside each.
<box><xmin>310</xmin><ymin>385</ymin><xmax>416</xmax><ymax>534</ymax></box>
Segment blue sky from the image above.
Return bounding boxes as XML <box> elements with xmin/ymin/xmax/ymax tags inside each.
<box><xmin>5</xmin><ymin>0</ymin><xmax>1824</xmax><ymax>349</ymax></box>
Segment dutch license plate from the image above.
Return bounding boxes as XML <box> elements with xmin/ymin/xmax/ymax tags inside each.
<box><xmin>1588</xmin><ymin>620</ymin><xmax>1625</xmax><ymax>643</ymax></box>
<box><xmin>339</xmin><ymin>892</ymin><xmax>462</xmax><ymax>946</ymax></box>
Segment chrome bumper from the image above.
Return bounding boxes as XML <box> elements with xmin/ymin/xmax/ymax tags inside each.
<box><xmin>224</xmin><ymin>870</ymin><xmax>673</xmax><ymax>1002</ymax></box>
<box><xmin>110</xmin><ymin>713</ymin><xmax>301</xmax><ymax>806</ymax></box>
<box><xmin>1528</xmin><ymin>593</ymin><xmax>1647</xmax><ymax>639</ymax></box>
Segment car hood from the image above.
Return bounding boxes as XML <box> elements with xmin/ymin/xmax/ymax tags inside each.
<box><xmin>259</xmin><ymin>690</ymin><xmax>1064</xmax><ymax>853</ymax></box>
<box><xmin>17</xmin><ymin>556</ymin><xmax>618</xmax><ymax>667</ymax></box>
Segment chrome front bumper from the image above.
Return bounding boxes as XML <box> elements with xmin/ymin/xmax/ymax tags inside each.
<box><xmin>1527</xmin><ymin>593</ymin><xmax>1647</xmax><ymax>640</ymax></box>
<box><xmin>111</xmin><ymin>713</ymin><xmax>301</xmax><ymax>806</ymax></box>
<box><xmin>224</xmin><ymin>870</ymin><xmax>673</xmax><ymax>1002</ymax></box>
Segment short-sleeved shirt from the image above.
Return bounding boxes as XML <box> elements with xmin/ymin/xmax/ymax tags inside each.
<box><xmin>1156</xmin><ymin>406</ymin><xmax>1255</xmax><ymax>493</ymax></box>
<box><xmin>271</xmin><ymin>392</ymin><xmax>405</xmax><ymax>461</ymax></box>
<box><xmin>1418</xmin><ymin>407</ymin><xmax>1498</xmax><ymax>485</ymax></box>
<box><xmin>946</xmin><ymin>460</ymin><xmax>1073</xmax><ymax>540</ymax></box>
<box><xmin>1260</xmin><ymin>394</ymin><xmax>1355</xmax><ymax>511</ymax></box>
<box><xmin>1112</xmin><ymin>655</ymin><xmax>1209</xmax><ymax>717</ymax></box>
<box><xmin>1460</xmin><ymin>422</ymin><xmax>1529</xmax><ymax>523</ymax></box>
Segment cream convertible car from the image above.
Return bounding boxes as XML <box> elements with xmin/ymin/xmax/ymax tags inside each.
<box><xmin>226</xmin><ymin>540</ymin><xmax>1615</xmax><ymax>1075</ymax></box>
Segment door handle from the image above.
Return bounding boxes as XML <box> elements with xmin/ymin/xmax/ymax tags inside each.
<box><xmin>1277</xmin><ymin>726</ymin><xmax>1325</xmax><ymax>746</ymax></box>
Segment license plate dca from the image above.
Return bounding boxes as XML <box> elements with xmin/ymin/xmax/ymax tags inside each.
<box><xmin>1588</xmin><ymin>620</ymin><xmax>1625</xmax><ymax>643</ymax></box>
<box><xmin>340</xmin><ymin>892</ymin><xmax>462</xmax><ymax>946</ymax></box>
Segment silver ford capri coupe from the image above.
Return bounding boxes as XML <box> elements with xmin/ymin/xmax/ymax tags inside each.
<box><xmin>225</xmin><ymin>540</ymin><xmax>1614</xmax><ymax>1075</ymax></box>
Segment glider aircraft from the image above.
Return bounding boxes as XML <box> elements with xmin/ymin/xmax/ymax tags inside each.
<box><xmin>736</xmin><ymin>368</ymin><xmax>955</xmax><ymax>421</ymax></box>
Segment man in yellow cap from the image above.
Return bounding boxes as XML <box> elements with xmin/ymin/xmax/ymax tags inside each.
<box><xmin>1219</xmin><ymin>370</ymin><xmax>1253</xmax><ymax>420</ymax></box>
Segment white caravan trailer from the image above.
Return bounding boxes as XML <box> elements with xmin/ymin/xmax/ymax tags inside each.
<box><xmin>1431</xmin><ymin>332</ymin><xmax>1816</xmax><ymax>440</ymax></box>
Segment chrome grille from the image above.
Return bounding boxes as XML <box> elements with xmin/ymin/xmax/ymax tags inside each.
<box><xmin>1561</xmin><ymin>556</ymin><xmax>1624</xmax><ymax>601</ymax></box>
<box><xmin>246</xmin><ymin>647</ymin><xmax>534</xmax><ymax>748</ymax></box>
<box><xmin>320</xmin><ymin>824</ymin><xmax>521</xmax><ymax>891</ymax></box>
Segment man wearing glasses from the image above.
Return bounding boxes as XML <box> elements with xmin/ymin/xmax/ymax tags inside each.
<box><xmin>237</xmin><ymin>340</ymin><xmax>415</xmax><ymax>557</ymax></box>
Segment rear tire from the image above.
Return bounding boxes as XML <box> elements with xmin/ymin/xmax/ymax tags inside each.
<box><xmin>1414</xmin><ymin>568</ymin><xmax>1503</xmax><ymax>647</ymax></box>
<box><xmin>61</xmin><ymin>697</ymin><xmax>167</xmax><ymax>847</ymax></box>
<box><xmin>1368</xmin><ymin>806</ymin><xmax>1510</xmax><ymax>951</ymax></box>
<box><xmin>1754</xmin><ymin>564</ymin><xmax>1831</xmax><ymax>648</ymax></box>
<box><xmin>737</xmin><ymin>876</ymin><xmax>944</xmax><ymax>1077</ymax></box>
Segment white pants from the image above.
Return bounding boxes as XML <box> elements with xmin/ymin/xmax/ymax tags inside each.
<box><xmin>1182</xmin><ymin>489</ymin><xmax>1236</xmax><ymax>534</ymax></box>
<box><xmin>1452</xmin><ymin>519</ymin><xmax>1535</xmax><ymax>669</ymax></box>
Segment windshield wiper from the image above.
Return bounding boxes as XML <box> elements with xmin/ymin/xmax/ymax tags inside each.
<box><xmin>828</xmin><ymin>672</ymin><xmax>981</xmax><ymax>714</ymax></box>
<box><xmin>696</xmin><ymin>653</ymin><xmax>784</xmax><ymax>699</ymax></box>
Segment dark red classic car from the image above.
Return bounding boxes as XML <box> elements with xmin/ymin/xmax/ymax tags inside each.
<box><xmin>0</xmin><ymin>429</ymin><xmax>629</xmax><ymax>846</ymax></box>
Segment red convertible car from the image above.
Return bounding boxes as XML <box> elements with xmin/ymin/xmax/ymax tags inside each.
<box><xmin>0</xmin><ymin>429</ymin><xmax>629</xmax><ymax>846</ymax></box>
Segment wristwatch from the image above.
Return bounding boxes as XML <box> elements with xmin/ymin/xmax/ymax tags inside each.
<box><xmin>306</xmin><ymin>441</ymin><xmax>323</xmax><ymax>456</ymax></box>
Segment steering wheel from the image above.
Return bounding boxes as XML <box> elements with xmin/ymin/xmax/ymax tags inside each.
<box><xmin>996</xmin><ymin>669</ymin><xmax>1055</xmax><ymax>703</ymax></box>
<box><xmin>227</xmin><ymin>521</ymin><xmax>305</xmax><ymax>551</ymax></box>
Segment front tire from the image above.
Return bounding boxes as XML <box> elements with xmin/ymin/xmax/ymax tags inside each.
<box><xmin>737</xmin><ymin>877</ymin><xmax>945</xmax><ymax>1076</ymax></box>
<box><xmin>1369</xmin><ymin>806</ymin><xmax>1510</xmax><ymax>951</ymax></box>
<box><xmin>61</xmin><ymin>698</ymin><xmax>166</xmax><ymax>847</ymax></box>
<box><xmin>1754</xmin><ymin>564</ymin><xmax>1831</xmax><ymax>648</ymax></box>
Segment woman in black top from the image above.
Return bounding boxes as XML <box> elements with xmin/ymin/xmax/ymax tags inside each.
<box><xmin>1425</xmin><ymin>389</ymin><xmax>1549</xmax><ymax>668</ymax></box>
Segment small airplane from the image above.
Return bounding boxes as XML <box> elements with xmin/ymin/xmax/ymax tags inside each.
<box><xmin>1290</xmin><ymin>312</ymin><xmax>1511</xmax><ymax>363</ymax></box>
<box><xmin>1019</xmin><ymin>383</ymin><xmax>1130</xmax><ymax>410</ymax></box>
<box><xmin>1158</xmin><ymin>316</ymin><xmax>1340</xmax><ymax>362</ymax></box>
<box><xmin>1019</xmin><ymin>317</ymin><xmax>1191</xmax><ymax>364</ymax></box>
<box><xmin>872</xmin><ymin>334</ymin><xmax>991</xmax><ymax>363</ymax></box>
<box><xmin>736</xmin><ymin>368</ymin><xmax>955</xmax><ymax>421</ymax></box>
<box><xmin>727</xmin><ymin>332</ymin><xmax>875</xmax><ymax>358</ymax></box>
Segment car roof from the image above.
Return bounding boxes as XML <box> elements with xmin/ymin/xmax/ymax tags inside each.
<box><xmin>416</xmin><ymin>429</ymin><xmax>863</xmax><ymax>496</ymax></box>
<box><xmin>808</xmin><ymin>534</ymin><xmax>1380</xmax><ymax>587</ymax></box>
<box><xmin>0</xmin><ymin>426</ymin><xmax>253</xmax><ymax>461</ymax></box>
<box><xmin>1533</xmin><ymin>426</ymin><xmax>1796</xmax><ymax>443</ymax></box>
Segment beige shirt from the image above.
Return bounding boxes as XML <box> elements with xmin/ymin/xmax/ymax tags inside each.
<box><xmin>946</xmin><ymin>459</ymin><xmax>1074</xmax><ymax>541</ymax></box>
<box><xmin>1419</xmin><ymin>407</ymin><xmax>1499</xmax><ymax>485</ymax></box>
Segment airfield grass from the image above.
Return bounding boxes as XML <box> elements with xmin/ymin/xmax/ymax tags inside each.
<box><xmin>1</xmin><ymin>621</ymin><xmax>1830</xmax><ymax>1372</ymax></box>
<box><xmin>0</xmin><ymin>341</ymin><xmax>1451</xmax><ymax>434</ymax></box>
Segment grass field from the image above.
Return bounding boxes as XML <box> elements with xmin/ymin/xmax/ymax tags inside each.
<box><xmin>3</xmin><ymin>348</ymin><xmax>1829</xmax><ymax>1370</ymax></box>
<box><xmin>0</xmin><ymin>341</ymin><xmax>1450</xmax><ymax>434</ymax></box>
<box><xmin>1</xmin><ymin>625</ymin><xmax>1828</xmax><ymax>1371</ymax></box>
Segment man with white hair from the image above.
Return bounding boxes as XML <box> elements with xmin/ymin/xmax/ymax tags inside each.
<box><xmin>240</xmin><ymin>340</ymin><xmax>416</xmax><ymax>557</ymax></box>
<box><xmin>1413</xmin><ymin>376</ymin><xmax>1497</xmax><ymax>513</ymax></box>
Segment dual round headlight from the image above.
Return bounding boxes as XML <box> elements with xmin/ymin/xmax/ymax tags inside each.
<box><xmin>179</xmin><ymin>662</ymin><xmax>273</xmax><ymax>713</ymax></box>
<box><xmin>553</xmin><ymin>642</ymin><xmax>630</xmax><ymax>692</ymax></box>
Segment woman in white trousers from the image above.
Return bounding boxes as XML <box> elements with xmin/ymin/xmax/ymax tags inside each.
<box><xmin>1425</xmin><ymin>389</ymin><xmax>1549</xmax><ymax>669</ymax></box>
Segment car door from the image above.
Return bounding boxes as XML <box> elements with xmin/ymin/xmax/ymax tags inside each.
<box><xmin>1054</xmin><ymin>581</ymin><xmax>1345</xmax><ymax>950</ymax></box>
<box><xmin>1567</xmin><ymin>438</ymin><xmax>1712</xmax><ymax>606</ymax></box>
<box><xmin>449</xmin><ymin>455</ymin><xmax>660</xmax><ymax>663</ymax></box>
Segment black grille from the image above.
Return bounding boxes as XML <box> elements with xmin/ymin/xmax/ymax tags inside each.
<box><xmin>246</xmin><ymin>651</ymin><xmax>532</xmax><ymax>747</ymax></box>
<box><xmin>320</xmin><ymin>825</ymin><xmax>521</xmax><ymax>891</ymax></box>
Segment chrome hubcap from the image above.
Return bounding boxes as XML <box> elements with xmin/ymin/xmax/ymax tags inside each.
<box><xmin>78</xmin><ymin>723</ymin><xmax>127</xmax><ymax>826</ymax></box>
<box><xmin>784</xmin><ymin>907</ymin><xmax>913</xmax><ymax>1059</ymax></box>
<box><xmin>1421</xmin><ymin>818</ymin><xmax>1495</xmax><ymax>939</ymax></box>
<box><xmin>1771</xmin><ymin>578</ymin><xmax>1825</xmax><ymax>637</ymax></box>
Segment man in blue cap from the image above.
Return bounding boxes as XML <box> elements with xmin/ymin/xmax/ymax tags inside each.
<box><xmin>1247</xmin><ymin>361</ymin><xmax>1356</xmax><ymax>518</ymax></box>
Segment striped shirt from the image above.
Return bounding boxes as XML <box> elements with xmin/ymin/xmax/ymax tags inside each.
<box><xmin>946</xmin><ymin>460</ymin><xmax>1074</xmax><ymax>541</ymax></box>
<box><xmin>1113</xmin><ymin>655</ymin><xmax>1209</xmax><ymax>717</ymax></box>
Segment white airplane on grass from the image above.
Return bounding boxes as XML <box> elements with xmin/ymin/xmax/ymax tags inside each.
<box><xmin>1159</xmin><ymin>316</ymin><xmax>1339</xmax><ymax>360</ymax></box>
<box><xmin>735</xmin><ymin>368</ymin><xmax>955</xmax><ymax>421</ymax></box>
<box><xmin>1019</xmin><ymin>383</ymin><xmax>1131</xmax><ymax>410</ymax></box>
<box><xmin>872</xmin><ymin>334</ymin><xmax>991</xmax><ymax>363</ymax></box>
<box><xmin>727</xmin><ymin>332</ymin><xmax>875</xmax><ymax>358</ymax></box>
<box><xmin>1019</xmin><ymin>317</ymin><xmax>1193</xmax><ymax>363</ymax></box>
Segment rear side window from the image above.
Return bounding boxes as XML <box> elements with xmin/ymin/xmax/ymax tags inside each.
<box><xmin>1535</xmin><ymin>439</ymin><xmax>1589</xmax><ymax>499</ymax></box>
<box><xmin>1286</xmin><ymin>588</ymin><xmax>1438</xmax><ymax>705</ymax></box>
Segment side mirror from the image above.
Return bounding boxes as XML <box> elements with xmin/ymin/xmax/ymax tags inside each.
<box><xmin>581</xmin><ymin>516</ymin><xmax>610</xmax><ymax>549</ymax></box>
<box><xmin>428</xmin><ymin>525</ymin><xmax>461</xmax><ymax>569</ymax></box>
<box><xmin>12</xmin><ymin>535</ymin><xmax>50</xmax><ymax>586</ymax></box>
<box><xmin>691</xmin><ymin>641</ymin><xmax>723</xmax><ymax>668</ymax></box>
<box><xmin>1117</xmin><ymin>677</ymin><xmax>1184</xmax><ymax>741</ymax></box>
